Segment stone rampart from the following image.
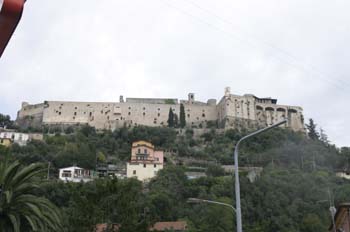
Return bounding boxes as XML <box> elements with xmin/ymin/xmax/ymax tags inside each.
<box><xmin>15</xmin><ymin>88</ymin><xmax>305</xmax><ymax>132</ymax></box>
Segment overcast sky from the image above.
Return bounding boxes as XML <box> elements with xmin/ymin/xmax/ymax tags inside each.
<box><xmin>0</xmin><ymin>0</ymin><xmax>349</xmax><ymax>146</ymax></box>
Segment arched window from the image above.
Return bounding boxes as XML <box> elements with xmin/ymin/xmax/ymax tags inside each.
<box><xmin>256</xmin><ymin>105</ymin><xmax>263</xmax><ymax>110</ymax></box>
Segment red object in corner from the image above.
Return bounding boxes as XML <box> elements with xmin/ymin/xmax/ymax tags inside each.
<box><xmin>0</xmin><ymin>0</ymin><xmax>24</xmax><ymax>58</ymax></box>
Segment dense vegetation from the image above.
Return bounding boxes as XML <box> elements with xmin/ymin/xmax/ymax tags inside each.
<box><xmin>1</xmin><ymin>113</ymin><xmax>350</xmax><ymax>231</ymax></box>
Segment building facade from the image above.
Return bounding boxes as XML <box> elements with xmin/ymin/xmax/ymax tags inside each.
<box><xmin>0</xmin><ymin>131</ymin><xmax>43</xmax><ymax>146</ymax></box>
<box><xmin>329</xmin><ymin>203</ymin><xmax>350</xmax><ymax>232</ymax></box>
<box><xmin>126</xmin><ymin>141</ymin><xmax>164</xmax><ymax>181</ymax></box>
<box><xmin>58</xmin><ymin>166</ymin><xmax>93</xmax><ymax>183</ymax></box>
<box><xmin>0</xmin><ymin>138</ymin><xmax>12</xmax><ymax>147</ymax></box>
<box><xmin>16</xmin><ymin>87</ymin><xmax>305</xmax><ymax>132</ymax></box>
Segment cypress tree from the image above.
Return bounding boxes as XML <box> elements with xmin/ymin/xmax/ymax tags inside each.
<box><xmin>180</xmin><ymin>103</ymin><xmax>186</xmax><ymax>128</ymax></box>
<box><xmin>306</xmin><ymin>118</ymin><xmax>319</xmax><ymax>140</ymax></box>
<box><xmin>167</xmin><ymin>108</ymin><xmax>174</xmax><ymax>128</ymax></box>
<box><xmin>174</xmin><ymin>114</ymin><xmax>179</xmax><ymax>128</ymax></box>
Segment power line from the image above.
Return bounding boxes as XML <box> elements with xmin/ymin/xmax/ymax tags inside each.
<box><xmin>159</xmin><ymin>0</ymin><xmax>349</xmax><ymax>92</ymax></box>
<box><xmin>182</xmin><ymin>0</ymin><xmax>350</xmax><ymax>89</ymax></box>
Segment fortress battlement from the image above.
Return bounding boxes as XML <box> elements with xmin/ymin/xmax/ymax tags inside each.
<box><xmin>16</xmin><ymin>88</ymin><xmax>305</xmax><ymax>132</ymax></box>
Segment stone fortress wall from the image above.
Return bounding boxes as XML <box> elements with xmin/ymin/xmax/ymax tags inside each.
<box><xmin>16</xmin><ymin>87</ymin><xmax>305</xmax><ymax>132</ymax></box>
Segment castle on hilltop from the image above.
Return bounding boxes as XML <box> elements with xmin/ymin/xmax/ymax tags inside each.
<box><xmin>16</xmin><ymin>87</ymin><xmax>305</xmax><ymax>131</ymax></box>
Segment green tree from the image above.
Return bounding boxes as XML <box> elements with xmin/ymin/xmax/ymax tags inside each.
<box><xmin>319</xmin><ymin>128</ymin><xmax>329</xmax><ymax>145</ymax></box>
<box><xmin>0</xmin><ymin>113</ymin><xmax>14</xmax><ymax>129</ymax></box>
<box><xmin>206</xmin><ymin>164</ymin><xmax>225</xmax><ymax>177</ymax></box>
<box><xmin>0</xmin><ymin>159</ymin><xmax>62</xmax><ymax>231</ymax></box>
<box><xmin>180</xmin><ymin>104</ymin><xmax>186</xmax><ymax>128</ymax></box>
<box><xmin>167</xmin><ymin>108</ymin><xmax>174</xmax><ymax>128</ymax></box>
<box><xmin>174</xmin><ymin>114</ymin><xmax>179</xmax><ymax>128</ymax></box>
<box><xmin>305</xmin><ymin>118</ymin><xmax>319</xmax><ymax>140</ymax></box>
<box><xmin>97</xmin><ymin>151</ymin><xmax>106</xmax><ymax>163</ymax></box>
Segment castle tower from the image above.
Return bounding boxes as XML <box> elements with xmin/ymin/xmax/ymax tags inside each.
<box><xmin>224</xmin><ymin>87</ymin><xmax>231</xmax><ymax>97</ymax></box>
<box><xmin>188</xmin><ymin>93</ymin><xmax>195</xmax><ymax>104</ymax></box>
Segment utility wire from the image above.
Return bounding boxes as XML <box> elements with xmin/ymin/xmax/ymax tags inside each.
<box><xmin>182</xmin><ymin>0</ymin><xmax>350</xmax><ymax>88</ymax></box>
<box><xmin>159</xmin><ymin>0</ymin><xmax>349</xmax><ymax>92</ymax></box>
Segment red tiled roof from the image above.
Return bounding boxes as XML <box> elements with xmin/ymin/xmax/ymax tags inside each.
<box><xmin>150</xmin><ymin>221</ymin><xmax>187</xmax><ymax>231</ymax></box>
<box><xmin>95</xmin><ymin>223</ymin><xmax>121</xmax><ymax>232</ymax></box>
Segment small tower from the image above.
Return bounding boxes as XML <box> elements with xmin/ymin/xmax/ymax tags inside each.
<box><xmin>188</xmin><ymin>93</ymin><xmax>195</xmax><ymax>104</ymax></box>
<box><xmin>224</xmin><ymin>87</ymin><xmax>231</xmax><ymax>97</ymax></box>
<box><xmin>22</xmin><ymin>102</ymin><xmax>29</xmax><ymax>108</ymax></box>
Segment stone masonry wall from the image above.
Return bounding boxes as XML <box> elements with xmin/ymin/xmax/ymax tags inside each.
<box><xmin>16</xmin><ymin>89</ymin><xmax>305</xmax><ymax>132</ymax></box>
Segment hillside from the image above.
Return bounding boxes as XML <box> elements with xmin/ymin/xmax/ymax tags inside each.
<box><xmin>1</xmin><ymin>119</ymin><xmax>350</xmax><ymax>231</ymax></box>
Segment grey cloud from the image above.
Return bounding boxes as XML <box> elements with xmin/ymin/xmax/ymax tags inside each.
<box><xmin>0</xmin><ymin>0</ymin><xmax>349</xmax><ymax>146</ymax></box>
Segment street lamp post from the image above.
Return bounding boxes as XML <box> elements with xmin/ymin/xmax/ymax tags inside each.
<box><xmin>234</xmin><ymin>120</ymin><xmax>287</xmax><ymax>232</ymax></box>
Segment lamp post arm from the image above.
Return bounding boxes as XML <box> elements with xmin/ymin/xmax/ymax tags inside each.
<box><xmin>200</xmin><ymin>199</ymin><xmax>236</xmax><ymax>213</ymax></box>
<box><xmin>187</xmin><ymin>198</ymin><xmax>236</xmax><ymax>214</ymax></box>
<box><xmin>236</xmin><ymin>119</ymin><xmax>288</xmax><ymax>149</ymax></box>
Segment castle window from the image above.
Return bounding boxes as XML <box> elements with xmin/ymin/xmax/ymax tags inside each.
<box><xmin>154</xmin><ymin>164</ymin><xmax>157</xmax><ymax>168</ymax></box>
<box><xmin>73</xmin><ymin>116</ymin><xmax>75</xmax><ymax>120</ymax></box>
<box><xmin>187</xmin><ymin>114</ymin><xmax>190</xmax><ymax>118</ymax></box>
<box><xmin>138</xmin><ymin>148</ymin><xmax>141</xmax><ymax>153</ymax></box>
<box><xmin>101</xmin><ymin>110</ymin><xmax>103</xmax><ymax>114</ymax></box>
<box><xmin>89</xmin><ymin>112</ymin><xmax>92</xmax><ymax>117</ymax></box>
<box><xmin>143</xmin><ymin>164</ymin><xmax>146</xmax><ymax>168</ymax></box>
<box><xmin>133</xmin><ymin>170</ymin><xmax>136</xmax><ymax>175</ymax></box>
<box><xmin>107</xmin><ymin>116</ymin><xmax>110</xmax><ymax>120</ymax></box>
<box><xmin>158</xmin><ymin>113</ymin><xmax>160</xmax><ymax>117</ymax></box>
<box><xmin>144</xmin><ymin>149</ymin><xmax>147</xmax><ymax>154</ymax></box>
<box><xmin>75</xmin><ymin>107</ymin><xmax>77</xmax><ymax>110</ymax></box>
<box><xmin>143</xmin><ymin>107</ymin><xmax>146</xmax><ymax>110</ymax></box>
<box><xmin>128</xmin><ymin>107</ymin><xmax>131</xmax><ymax>110</ymax></box>
<box><xmin>158</xmin><ymin>108</ymin><xmax>160</xmax><ymax>111</ymax></box>
<box><xmin>128</xmin><ymin>112</ymin><xmax>131</xmax><ymax>115</ymax></box>
<box><xmin>59</xmin><ymin>112</ymin><xmax>61</xmax><ymax>115</ymax></box>
<box><xmin>143</xmin><ymin>112</ymin><xmax>146</xmax><ymax>116</ymax></box>
<box><xmin>154</xmin><ymin>121</ymin><xmax>157</xmax><ymax>124</ymax></box>
<box><xmin>202</xmin><ymin>113</ymin><xmax>206</xmax><ymax>117</ymax></box>
<box><xmin>74</xmin><ymin>112</ymin><xmax>77</xmax><ymax>116</ymax></box>
<box><xmin>84</xmin><ymin>112</ymin><xmax>86</xmax><ymax>114</ymax></box>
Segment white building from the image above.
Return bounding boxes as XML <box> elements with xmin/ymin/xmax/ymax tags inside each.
<box><xmin>127</xmin><ymin>141</ymin><xmax>164</xmax><ymax>181</ymax></box>
<box><xmin>336</xmin><ymin>172</ymin><xmax>350</xmax><ymax>180</ymax></box>
<box><xmin>0</xmin><ymin>132</ymin><xmax>29</xmax><ymax>146</ymax></box>
<box><xmin>59</xmin><ymin>166</ymin><xmax>93</xmax><ymax>183</ymax></box>
<box><xmin>0</xmin><ymin>131</ymin><xmax>43</xmax><ymax>146</ymax></box>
